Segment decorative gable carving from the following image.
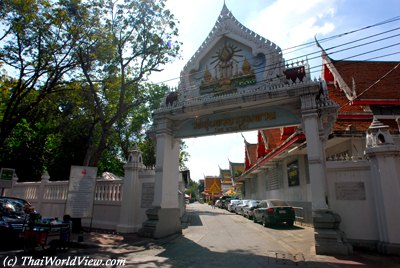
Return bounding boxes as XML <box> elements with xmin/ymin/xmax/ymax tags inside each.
<box><xmin>179</xmin><ymin>4</ymin><xmax>285</xmax><ymax>98</ymax></box>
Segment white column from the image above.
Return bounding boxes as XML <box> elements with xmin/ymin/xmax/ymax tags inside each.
<box><xmin>301</xmin><ymin>94</ymin><xmax>328</xmax><ymax>211</ymax></box>
<box><xmin>152</xmin><ymin>120</ymin><xmax>180</xmax><ymax>209</ymax></box>
<box><xmin>117</xmin><ymin>148</ymin><xmax>142</xmax><ymax>233</ymax></box>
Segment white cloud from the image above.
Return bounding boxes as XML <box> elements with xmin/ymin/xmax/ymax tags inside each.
<box><xmin>247</xmin><ymin>0</ymin><xmax>337</xmax><ymax>51</ymax></box>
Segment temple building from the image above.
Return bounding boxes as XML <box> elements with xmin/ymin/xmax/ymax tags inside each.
<box><xmin>237</xmin><ymin>49</ymin><xmax>400</xmax><ymax>252</ymax></box>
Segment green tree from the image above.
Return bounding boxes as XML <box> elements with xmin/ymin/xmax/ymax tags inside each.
<box><xmin>0</xmin><ymin>0</ymin><xmax>83</xmax><ymax>148</ymax></box>
<box><xmin>186</xmin><ymin>178</ymin><xmax>199</xmax><ymax>202</ymax></box>
<box><xmin>0</xmin><ymin>0</ymin><xmax>181</xmax><ymax>180</ymax></box>
<box><xmin>71</xmin><ymin>0</ymin><xmax>180</xmax><ymax>167</ymax></box>
<box><xmin>116</xmin><ymin>83</ymin><xmax>169</xmax><ymax>160</ymax></box>
<box><xmin>179</xmin><ymin>141</ymin><xmax>190</xmax><ymax>171</ymax></box>
<box><xmin>0</xmin><ymin>82</ymin><xmax>90</xmax><ymax>181</ymax></box>
<box><xmin>139</xmin><ymin>136</ymin><xmax>156</xmax><ymax>168</ymax></box>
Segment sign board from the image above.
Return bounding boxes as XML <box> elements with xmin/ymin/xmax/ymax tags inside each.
<box><xmin>287</xmin><ymin>161</ymin><xmax>299</xmax><ymax>187</ymax></box>
<box><xmin>141</xmin><ymin>183</ymin><xmax>155</xmax><ymax>208</ymax></box>
<box><xmin>335</xmin><ymin>182</ymin><xmax>366</xmax><ymax>200</ymax></box>
<box><xmin>65</xmin><ymin>166</ymin><xmax>97</xmax><ymax>218</ymax></box>
<box><xmin>175</xmin><ymin>106</ymin><xmax>300</xmax><ymax>138</ymax></box>
<box><xmin>0</xmin><ymin>168</ymin><xmax>15</xmax><ymax>189</ymax></box>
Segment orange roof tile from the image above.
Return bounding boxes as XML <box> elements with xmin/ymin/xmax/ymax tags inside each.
<box><xmin>330</xmin><ymin>60</ymin><xmax>400</xmax><ymax>100</ymax></box>
<box><xmin>333</xmin><ymin>119</ymin><xmax>399</xmax><ymax>134</ymax></box>
<box><xmin>245</xmin><ymin>142</ymin><xmax>258</xmax><ymax>165</ymax></box>
<box><xmin>333</xmin><ymin>120</ymin><xmax>372</xmax><ymax>133</ymax></box>
<box><xmin>327</xmin><ymin>83</ymin><xmax>366</xmax><ymax>114</ymax></box>
<box><xmin>262</xmin><ymin>128</ymin><xmax>283</xmax><ymax>149</ymax></box>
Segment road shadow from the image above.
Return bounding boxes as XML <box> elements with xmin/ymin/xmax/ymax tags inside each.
<box><xmin>183</xmin><ymin>206</ymin><xmax>239</xmax><ymax>228</ymax></box>
<box><xmin>266</xmin><ymin>224</ymin><xmax>305</xmax><ymax>231</ymax></box>
<box><xmin>2</xmin><ymin>236</ymin><xmax>400</xmax><ymax>268</ymax></box>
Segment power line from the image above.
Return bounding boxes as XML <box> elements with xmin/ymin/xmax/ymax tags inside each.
<box><xmin>175</xmin><ymin>45</ymin><xmax>400</xmax><ymax>100</ymax></box>
<box><xmin>153</xmin><ymin>15</ymin><xmax>400</xmax><ymax>86</ymax></box>
<box><xmin>171</xmin><ymin>35</ymin><xmax>400</xmax><ymax>95</ymax></box>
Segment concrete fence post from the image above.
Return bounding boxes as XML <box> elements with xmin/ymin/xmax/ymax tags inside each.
<box><xmin>37</xmin><ymin>172</ymin><xmax>50</xmax><ymax>212</ymax></box>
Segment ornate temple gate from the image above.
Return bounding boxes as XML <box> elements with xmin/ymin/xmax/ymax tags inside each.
<box><xmin>139</xmin><ymin>4</ymin><xmax>346</xmax><ymax>254</ymax></box>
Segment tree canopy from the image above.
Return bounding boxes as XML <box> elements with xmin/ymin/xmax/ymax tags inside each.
<box><xmin>0</xmin><ymin>0</ymin><xmax>183</xmax><ymax>181</ymax></box>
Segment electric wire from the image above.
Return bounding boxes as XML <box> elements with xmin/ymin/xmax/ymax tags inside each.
<box><xmin>174</xmin><ymin>49</ymin><xmax>400</xmax><ymax>107</ymax></box>
<box><xmin>157</xmin><ymin>27</ymin><xmax>400</xmax><ymax>93</ymax></box>
<box><xmin>152</xmin><ymin>15</ymin><xmax>400</xmax><ymax>86</ymax></box>
<box><xmin>167</xmin><ymin>34</ymin><xmax>400</xmax><ymax>96</ymax></box>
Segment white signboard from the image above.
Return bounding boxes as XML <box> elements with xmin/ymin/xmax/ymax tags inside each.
<box><xmin>65</xmin><ymin>166</ymin><xmax>97</xmax><ymax>218</ymax></box>
<box><xmin>0</xmin><ymin>168</ymin><xmax>15</xmax><ymax>189</ymax></box>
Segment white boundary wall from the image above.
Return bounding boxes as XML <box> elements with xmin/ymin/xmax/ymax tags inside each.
<box><xmin>3</xmin><ymin>169</ymin><xmax>159</xmax><ymax>232</ymax></box>
<box><xmin>326</xmin><ymin>160</ymin><xmax>378</xmax><ymax>244</ymax></box>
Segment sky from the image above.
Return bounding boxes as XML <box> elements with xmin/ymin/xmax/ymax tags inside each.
<box><xmin>149</xmin><ymin>0</ymin><xmax>400</xmax><ymax>181</ymax></box>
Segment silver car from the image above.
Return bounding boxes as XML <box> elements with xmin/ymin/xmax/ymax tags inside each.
<box><xmin>235</xmin><ymin>199</ymin><xmax>253</xmax><ymax>215</ymax></box>
<box><xmin>242</xmin><ymin>200</ymin><xmax>260</xmax><ymax>219</ymax></box>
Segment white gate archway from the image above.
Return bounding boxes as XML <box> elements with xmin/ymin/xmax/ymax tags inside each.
<box><xmin>140</xmin><ymin>4</ymin><xmax>338</xmax><ymax>242</ymax></box>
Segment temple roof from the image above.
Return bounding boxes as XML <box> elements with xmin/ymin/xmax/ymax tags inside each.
<box><xmin>323</xmin><ymin>54</ymin><xmax>400</xmax><ymax>134</ymax></box>
<box><xmin>262</xmin><ymin>128</ymin><xmax>283</xmax><ymax>149</ymax></box>
<box><xmin>330</xmin><ymin>60</ymin><xmax>400</xmax><ymax>100</ymax></box>
<box><xmin>229</xmin><ymin>161</ymin><xmax>244</xmax><ymax>177</ymax></box>
<box><xmin>219</xmin><ymin>168</ymin><xmax>231</xmax><ymax>180</ymax></box>
<box><xmin>245</xmin><ymin>141</ymin><xmax>258</xmax><ymax>165</ymax></box>
<box><xmin>181</xmin><ymin>3</ymin><xmax>283</xmax><ymax>73</ymax></box>
<box><xmin>322</xmin><ymin>48</ymin><xmax>400</xmax><ymax>102</ymax></box>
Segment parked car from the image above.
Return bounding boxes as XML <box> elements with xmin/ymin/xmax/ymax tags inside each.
<box><xmin>215</xmin><ymin>199</ymin><xmax>222</xmax><ymax>208</ymax></box>
<box><xmin>0</xmin><ymin>197</ymin><xmax>32</xmax><ymax>242</ymax></box>
<box><xmin>253</xmin><ymin>199</ymin><xmax>295</xmax><ymax>227</ymax></box>
<box><xmin>234</xmin><ymin>199</ymin><xmax>253</xmax><ymax>215</ymax></box>
<box><xmin>227</xmin><ymin>199</ymin><xmax>242</xmax><ymax>212</ymax></box>
<box><xmin>221</xmin><ymin>196</ymin><xmax>239</xmax><ymax>209</ymax></box>
<box><xmin>242</xmin><ymin>200</ymin><xmax>260</xmax><ymax>219</ymax></box>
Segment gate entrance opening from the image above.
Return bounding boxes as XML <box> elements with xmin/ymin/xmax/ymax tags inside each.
<box><xmin>140</xmin><ymin>4</ymin><xmax>338</xmax><ymax>244</ymax></box>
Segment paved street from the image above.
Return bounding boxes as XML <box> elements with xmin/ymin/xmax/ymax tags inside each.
<box><xmin>1</xmin><ymin>202</ymin><xmax>400</xmax><ymax>267</ymax></box>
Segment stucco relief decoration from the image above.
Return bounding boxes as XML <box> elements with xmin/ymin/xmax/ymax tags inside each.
<box><xmin>199</xmin><ymin>42</ymin><xmax>256</xmax><ymax>95</ymax></box>
<box><xmin>176</xmin><ymin>4</ymin><xmax>287</xmax><ymax>101</ymax></box>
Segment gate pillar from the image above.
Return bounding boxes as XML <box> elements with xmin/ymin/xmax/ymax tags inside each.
<box><xmin>301</xmin><ymin>92</ymin><xmax>352</xmax><ymax>255</ymax></box>
<box><xmin>301</xmin><ymin>93</ymin><xmax>329</xmax><ymax>211</ymax></box>
<box><xmin>139</xmin><ymin>117</ymin><xmax>182</xmax><ymax>238</ymax></box>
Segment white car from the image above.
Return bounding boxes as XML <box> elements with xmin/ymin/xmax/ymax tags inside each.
<box><xmin>227</xmin><ymin>199</ymin><xmax>242</xmax><ymax>212</ymax></box>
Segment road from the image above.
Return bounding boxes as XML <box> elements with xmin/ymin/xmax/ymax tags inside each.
<box><xmin>160</xmin><ymin>202</ymin><xmax>315</xmax><ymax>267</ymax></box>
<box><xmin>1</xmin><ymin>202</ymin><xmax>400</xmax><ymax>267</ymax></box>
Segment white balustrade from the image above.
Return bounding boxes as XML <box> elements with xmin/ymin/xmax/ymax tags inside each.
<box><xmin>43</xmin><ymin>181</ymin><xmax>68</xmax><ymax>200</ymax></box>
<box><xmin>94</xmin><ymin>180</ymin><xmax>122</xmax><ymax>202</ymax></box>
<box><xmin>5</xmin><ymin>168</ymin><xmax>153</xmax><ymax>232</ymax></box>
<box><xmin>8</xmin><ymin>182</ymin><xmax>40</xmax><ymax>200</ymax></box>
